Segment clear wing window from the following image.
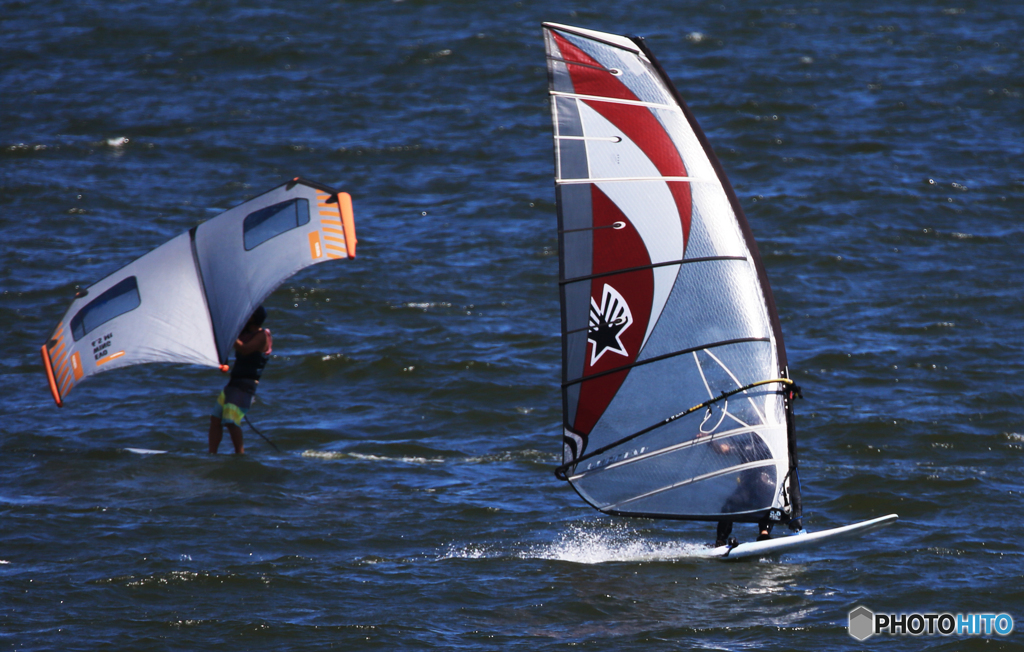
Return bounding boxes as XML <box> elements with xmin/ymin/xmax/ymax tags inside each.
<box><xmin>243</xmin><ymin>199</ymin><xmax>311</xmax><ymax>251</ymax></box>
<box><xmin>70</xmin><ymin>276</ymin><xmax>141</xmax><ymax>341</ymax></box>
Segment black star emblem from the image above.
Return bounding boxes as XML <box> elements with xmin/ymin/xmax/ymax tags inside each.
<box><xmin>588</xmin><ymin>305</ymin><xmax>628</xmax><ymax>361</ymax></box>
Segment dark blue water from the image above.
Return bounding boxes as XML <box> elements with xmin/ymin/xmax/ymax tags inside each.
<box><xmin>3</xmin><ymin>1</ymin><xmax>1023</xmax><ymax>649</ymax></box>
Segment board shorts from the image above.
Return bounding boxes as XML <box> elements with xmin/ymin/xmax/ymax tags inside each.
<box><xmin>211</xmin><ymin>379</ymin><xmax>257</xmax><ymax>426</ymax></box>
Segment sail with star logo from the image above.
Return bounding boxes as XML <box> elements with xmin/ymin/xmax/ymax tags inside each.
<box><xmin>544</xmin><ymin>23</ymin><xmax>803</xmax><ymax>527</ymax></box>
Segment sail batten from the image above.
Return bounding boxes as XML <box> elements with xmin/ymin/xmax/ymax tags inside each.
<box><xmin>562</xmin><ymin>337</ymin><xmax>773</xmax><ymax>387</ymax></box>
<box><xmin>544</xmin><ymin>23</ymin><xmax>800</xmax><ymax>525</ymax></box>
<box><xmin>560</xmin><ymin>255</ymin><xmax>748</xmax><ymax>285</ymax></box>
<box><xmin>556</xmin><ymin>176</ymin><xmax>714</xmax><ymax>184</ymax></box>
<box><xmin>550</xmin><ymin>91</ymin><xmax>682</xmax><ymax>112</ymax></box>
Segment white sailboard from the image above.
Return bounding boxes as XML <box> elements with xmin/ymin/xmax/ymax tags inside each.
<box><xmin>703</xmin><ymin>514</ymin><xmax>899</xmax><ymax>560</ymax></box>
<box><xmin>124</xmin><ymin>448</ymin><xmax>168</xmax><ymax>455</ymax></box>
<box><xmin>542</xmin><ymin>23</ymin><xmax>896</xmax><ymax>557</ymax></box>
<box><xmin>41</xmin><ymin>178</ymin><xmax>357</xmax><ymax>406</ymax></box>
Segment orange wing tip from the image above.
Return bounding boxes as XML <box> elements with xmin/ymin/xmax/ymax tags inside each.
<box><xmin>336</xmin><ymin>192</ymin><xmax>357</xmax><ymax>258</ymax></box>
<box><xmin>41</xmin><ymin>344</ymin><xmax>63</xmax><ymax>407</ymax></box>
<box><xmin>219</xmin><ymin>364</ymin><xmax>230</xmax><ymax>373</ymax></box>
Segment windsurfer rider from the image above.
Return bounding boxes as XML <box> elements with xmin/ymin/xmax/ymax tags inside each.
<box><xmin>708</xmin><ymin>437</ymin><xmax>775</xmax><ymax>547</ymax></box>
<box><xmin>208</xmin><ymin>306</ymin><xmax>272</xmax><ymax>454</ymax></box>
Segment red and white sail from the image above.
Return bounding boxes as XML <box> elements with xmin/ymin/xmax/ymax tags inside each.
<box><xmin>545</xmin><ymin>23</ymin><xmax>801</xmax><ymax>523</ymax></box>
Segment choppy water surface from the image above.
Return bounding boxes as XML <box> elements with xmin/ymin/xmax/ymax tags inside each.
<box><xmin>2</xmin><ymin>1</ymin><xmax>1023</xmax><ymax>650</ymax></box>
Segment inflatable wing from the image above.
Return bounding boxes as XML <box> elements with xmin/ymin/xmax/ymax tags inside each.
<box><xmin>41</xmin><ymin>177</ymin><xmax>356</xmax><ymax>407</ymax></box>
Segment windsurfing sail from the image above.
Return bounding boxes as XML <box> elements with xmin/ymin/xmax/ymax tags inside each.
<box><xmin>543</xmin><ymin>23</ymin><xmax>802</xmax><ymax>528</ymax></box>
<box><xmin>41</xmin><ymin>177</ymin><xmax>357</xmax><ymax>407</ymax></box>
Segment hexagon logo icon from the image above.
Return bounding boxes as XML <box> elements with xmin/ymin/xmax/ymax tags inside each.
<box><xmin>849</xmin><ymin>606</ymin><xmax>875</xmax><ymax>641</ymax></box>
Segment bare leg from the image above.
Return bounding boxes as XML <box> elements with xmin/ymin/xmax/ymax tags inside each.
<box><xmin>226</xmin><ymin>423</ymin><xmax>244</xmax><ymax>454</ymax></box>
<box><xmin>209</xmin><ymin>416</ymin><xmax>223</xmax><ymax>453</ymax></box>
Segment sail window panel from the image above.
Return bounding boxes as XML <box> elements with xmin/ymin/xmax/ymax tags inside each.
<box><xmin>575</xmin><ymin>430</ymin><xmax>774</xmax><ymax>486</ymax></box>
<box><xmin>559</xmin><ymin>230</ymin><xmax>593</xmax><ymax>283</ymax></box>
<box><xmin>633</xmin><ymin>465</ymin><xmax>778</xmax><ymax>518</ymax></box>
<box><xmin>623</xmin><ymin>417</ymin><xmax>785</xmax><ymax>474</ymax></box>
<box><xmin>563</xmin><ymin>384</ymin><xmax>582</xmax><ymax>438</ymax></box>
<box><xmin>585</xmin><ymin>341</ymin><xmax>777</xmax><ymax>450</ymax></box>
<box><xmin>560</xmin><ymin>280</ymin><xmax>592</xmax><ymax>336</ymax></box>
<box><xmin>638</xmin><ymin>259</ymin><xmax>772</xmax><ymax>362</ymax></box>
<box><xmin>562</xmin><ymin>330</ymin><xmax>588</xmax><ymax>384</ymax></box>
<box><xmin>693</xmin><ymin>388</ymin><xmax>783</xmax><ymax>436</ymax></box>
<box><xmin>556</xmin><ymin>184</ymin><xmax>594</xmax><ymax>235</ymax></box>
<box><xmin>545</xmin><ymin>34</ymin><xmax>576</xmax><ymax>94</ymax></box>
<box><xmin>70</xmin><ymin>276</ymin><xmax>141</xmax><ymax>341</ymax></box>
<box><xmin>571</xmin><ymin>433</ymin><xmax>777</xmax><ymax>516</ymax></box>
<box><xmin>553</xmin><ymin>96</ymin><xmax>584</xmax><ymax>138</ymax></box>
<box><xmin>242</xmin><ymin>198</ymin><xmax>311</xmax><ymax>251</ymax></box>
<box><xmin>548</xmin><ymin>58</ymin><xmax>575</xmax><ymax>95</ymax></box>
<box><xmin>601</xmin><ymin>465</ymin><xmax>779</xmax><ymax>518</ymax></box>
<box><xmin>584</xmin><ymin>406</ymin><xmax>781</xmax><ymax>486</ymax></box>
<box><xmin>556</xmin><ymin>136</ymin><xmax>589</xmax><ymax>182</ymax></box>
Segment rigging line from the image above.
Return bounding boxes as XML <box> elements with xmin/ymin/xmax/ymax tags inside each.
<box><xmin>561</xmin><ymin>336</ymin><xmax>769</xmax><ymax>387</ymax></box>
<box><xmin>694</xmin><ymin>350</ymin><xmax>713</xmax><ymax>401</ymax></box>
<box><xmin>550</xmin><ymin>90</ymin><xmax>679</xmax><ymax>112</ymax></box>
<box><xmin>698</xmin><ymin>398</ymin><xmax>728</xmax><ymax>433</ymax></box>
<box><xmin>554</xmin><ymin>378</ymin><xmax>793</xmax><ymax>479</ymax></box>
<box><xmin>704</xmin><ymin>347</ymin><xmax>766</xmax><ymax>425</ymax></box>
<box><xmin>244</xmin><ymin>415</ymin><xmax>281</xmax><ymax>453</ymax></box>
<box><xmin>556</xmin><ymin>175</ymin><xmax>714</xmax><ymax>185</ymax></box>
<box><xmin>560</xmin><ymin>256</ymin><xmax>747</xmax><ymax>287</ymax></box>
<box><xmin>695</xmin><ymin>348</ymin><xmax>753</xmax><ymax>431</ymax></box>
